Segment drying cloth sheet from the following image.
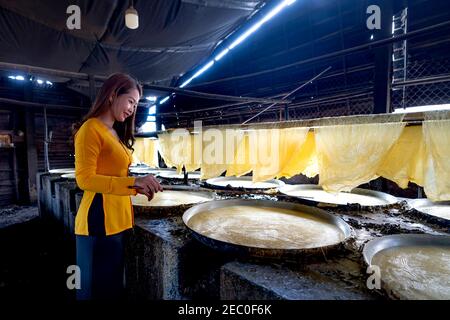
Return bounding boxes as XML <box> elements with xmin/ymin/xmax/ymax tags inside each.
<box><xmin>377</xmin><ymin>126</ymin><xmax>425</xmax><ymax>188</ymax></box>
<box><xmin>315</xmin><ymin>122</ymin><xmax>405</xmax><ymax>192</ymax></box>
<box><xmin>157</xmin><ymin>132</ymin><xmax>179</xmax><ymax>172</ymax></box>
<box><xmin>143</xmin><ymin>138</ymin><xmax>158</xmax><ymax>168</ymax></box>
<box><xmin>158</xmin><ymin>132</ymin><xmax>201</xmax><ymax>173</ymax></box>
<box><xmin>423</xmin><ymin>119</ymin><xmax>450</xmax><ymax>201</ymax></box>
<box><xmin>226</xmin><ymin>132</ymin><xmax>253</xmax><ymax>178</ymax></box>
<box><xmin>132</xmin><ymin>138</ymin><xmax>145</xmax><ymax>165</ymax></box>
<box><xmin>133</xmin><ymin>138</ymin><xmax>159</xmax><ymax>168</ymax></box>
<box><xmin>280</xmin><ymin>130</ymin><xmax>318</xmax><ymax>179</ymax></box>
<box><xmin>184</xmin><ymin>134</ymin><xmax>202</xmax><ymax>173</ymax></box>
<box><xmin>226</xmin><ymin>129</ymin><xmax>317</xmax><ymax>181</ymax></box>
<box><xmin>201</xmin><ymin>129</ymin><xmax>244</xmax><ymax>180</ymax></box>
<box><xmin>252</xmin><ymin>128</ymin><xmax>309</xmax><ymax>182</ymax></box>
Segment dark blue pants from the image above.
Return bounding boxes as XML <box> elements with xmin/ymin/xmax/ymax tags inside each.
<box><xmin>76</xmin><ymin>231</ymin><xmax>126</xmax><ymax>300</ymax></box>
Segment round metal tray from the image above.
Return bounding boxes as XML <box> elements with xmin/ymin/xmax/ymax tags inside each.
<box><xmin>363</xmin><ymin>234</ymin><xmax>450</xmax><ymax>299</ymax></box>
<box><xmin>204</xmin><ymin>176</ymin><xmax>285</xmax><ymax>191</ymax></box>
<box><xmin>279</xmin><ymin>184</ymin><xmax>398</xmax><ymax>207</ymax></box>
<box><xmin>132</xmin><ymin>190</ymin><xmax>215</xmax><ymax>218</ymax></box>
<box><xmin>183</xmin><ymin>199</ymin><xmax>352</xmax><ymax>260</ymax></box>
<box><xmin>409</xmin><ymin>198</ymin><xmax>450</xmax><ymax>223</ymax></box>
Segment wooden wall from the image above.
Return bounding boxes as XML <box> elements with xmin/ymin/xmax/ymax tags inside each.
<box><xmin>0</xmin><ymin>77</ymin><xmax>89</xmax><ymax>206</ymax></box>
<box><xmin>34</xmin><ymin>112</ymin><xmax>79</xmax><ymax>172</ymax></box>
<box><xmin>0</xmin><ymin>110</ymin><xmax>15</xmax><ymax>206</ymax></box>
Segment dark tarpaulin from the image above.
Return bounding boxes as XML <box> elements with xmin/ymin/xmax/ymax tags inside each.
<box><xmin>0</xmin><ymin>0</ymin><xmax>260</xmax><ymax>85</ymax></box>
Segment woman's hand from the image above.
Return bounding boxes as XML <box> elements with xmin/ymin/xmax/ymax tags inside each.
<box><xmin>134</xmin><ymin>175</ymin><xmax>163</xmax><ymax>201</ymax></box>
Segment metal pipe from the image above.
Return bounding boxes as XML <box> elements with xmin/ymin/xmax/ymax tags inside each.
<box><xmin>140</xmin><ymin>83</ymin><xmax>290</xmax><ymax>104</ymax></box>
<box><xmin>402</xmin><ymin>8</ymin><xmax>408</xmax><ymax>109</ymax></box>
<box><xmin>0</xmin><ymin>97</ymin><xmax>87</xmax><ymax>110</ymax></box>
<box><xmin>392</xmin><ymin>74</ymin><xmax>450</xmax><ymax>87</ymax></box>
<box><xmin>162</xmin><ymin>112</ymin><xmax>423</xmax><ymax>133</ymax></box>
<box><xmin>211</xmin><ymin>91</ymin><xmax>368</xmax><ymax>121</ymax></box>
<box><xmin>192</xmin><ymin>90</ymin><xmax>371</xmax><ymax>121</ymax></box>
<box><xmin>0</xmin><ymin>61</ymin><xmax>92</xmax><ymax>80</ymax></box>
<box><xmin>288</xmin><ymin>91</ymin><xmax>372</xmax><ymax>108</ymax></box>
<box><xmin>138</xmin><ymin>84</ymin><xmax>290</xmax><ymax>104</ymax></box>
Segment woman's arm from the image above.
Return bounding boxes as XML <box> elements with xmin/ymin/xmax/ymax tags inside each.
<box><xmin>75</xmin><ymin>121</ymin><xmax>137</xmax><ymax>196</ymax></box>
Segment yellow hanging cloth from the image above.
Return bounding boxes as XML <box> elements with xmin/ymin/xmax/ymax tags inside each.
<box><xmin>315</xmin><ymin>122</ymin><xmax>405</xmax><ymax>192</ymax></box>
<box><xmin>251</xmin><ymin>128</ymin><xmax>281</xmax><ymax>182</ymax></box>
<box><xmin>184</xmin><ymin>133</ymin><xmax>202</xmax><ymax>173</ymax></box>
<box><xmin>377</xmin><ymin>126</ymin><xmax>425</xmax><ymax>188</ymax></box>
<box><xmin>157</xmin><ymin>132</ymin><xmax>179</xmax><ymax>171</ymax></box>
<box><xmin>226</xmin><ymin>128</ymin><xmax>314</xmax><ymax>181</ymax></box>
<box><xmin>252</xmin><ymin>127</ymin><xmax>309</xmax><ymax>182</ymax></box>
<box><xmin>143</xmin><ymin>138</ymin><xmax>159</xmax><ymax>168</ymax></box>
<box><xmin>226</xmin><ymin>131</ymin><xmax>253</xmax><ymax>177</ymax></box>
<box><xmin>278</xmin><ymin>130</ymin><xmax>317</xmax><ymax>179</ymax></box>
<box><xmin>158</xmin><ymin>132</ymin><xmax>201</xmax><ymax>173</ymax></box>
<box><xmin>132</xmin><ymin>138</ymin><xmax>145</xmax><ymax>165</ymax></box>
<box><xmin>301</xmin><ymin>135</ymin><xmax>319</xmax><ymax>178</ymax></box>
<box><xmin>423</xmin><ymin>118</ymin><xmax>450</xmax><ymax>201</ymax></box>
<box><xmin>201</xmin><ymin>129</ymin><xmax>243</xmax><ymax>180</ymax></box>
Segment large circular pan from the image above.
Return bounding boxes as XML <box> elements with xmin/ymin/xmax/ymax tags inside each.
<box><xmin>61</xmin><ymin>173</ymin><xmax>76</xmax><ymax>179</ymax></box>
<box><xmin>279</xmin><ymin>184</ymin><xmax>398</xmax><ymax>207</ymax></box>
<box><xmin>156</xmin><ymin>170</ymin><xmax>202</xmax><ymax>180</ymax></box>
<box><xmin>363</xmin><ymin>234</ymin><xmax>450</xmax><ymax>300</ymax></box>
<box><xmin>132</xmin><ymin>190</ymin><xmax>215</xmax><ymax>218</ymax></box>
<box><xmin>203</xmin><ymin>176</ymin><xmax>285</xmax><ymax>191</ymax></box>
<box><xmin>183</xmin><ymin>199</ymin><xmax>352</xmax><ymax>260</ymax></box>
<box><xmin>48</xmin><ymin>168</ymin><xmax>75</xmax><ymax>174</ymax></box>
<box><xmin>408</xmin><ymin>199</ymin><xmax>450</xmax><ymax>227</ymax></box>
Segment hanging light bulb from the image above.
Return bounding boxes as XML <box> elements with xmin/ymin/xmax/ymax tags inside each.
<box><xmin>125</xmin><ymin>0</ymin><xmax>139</xmax><ymax>29</ymax></box>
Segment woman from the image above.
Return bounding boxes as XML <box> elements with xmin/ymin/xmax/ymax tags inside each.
<box><xmin>72</xmin><ymin>73</ymin><xmax>162</xmax><ymax>300</ymax></box>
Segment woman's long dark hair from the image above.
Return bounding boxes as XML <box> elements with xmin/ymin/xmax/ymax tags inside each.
<box><xmin>72</xmin><ymin>73</ymin><xmax>142</xmax><ymax>150</ymax></box>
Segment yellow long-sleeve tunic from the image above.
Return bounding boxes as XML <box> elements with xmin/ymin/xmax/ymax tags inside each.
<box><xmin>74</xmin><ymin>118</ymin><xmax>137</xmax><ymax>236</ymax></box>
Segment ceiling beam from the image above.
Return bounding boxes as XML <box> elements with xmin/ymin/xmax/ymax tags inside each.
<box><xmin>0</xmin><ymin>61</ymin><xmax>289</xmax><ymax>104</ymax></box>
<box><xmin>138</xmin><ymin>83</ymin><xmax>290</xmax><ymax>104</ymax></box>
<box><xmin>0</xmin><ymin>97</ymin><xmax>87</xmax><ymax>111</ymax></box>
<box><xmin>181</xmin><ymin>0</ymin><xmax>260</xmax><ymax>11</ymax></box>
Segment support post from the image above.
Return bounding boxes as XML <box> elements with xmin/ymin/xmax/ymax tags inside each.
<box><xmin>25</xmin><ymin>111</ymin><xmax>38</xmax><ymax>203</ymax></box>
<box><xmin>373</xmin><ymin>0</ymin><xmax>393</xmax><ymax>113</ymax></box>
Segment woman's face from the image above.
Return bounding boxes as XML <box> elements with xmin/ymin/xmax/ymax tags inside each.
<box><xmin>110</xmin><ymin>88</ymin><xmax>140</xmax><ymax>122</ymax></box>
